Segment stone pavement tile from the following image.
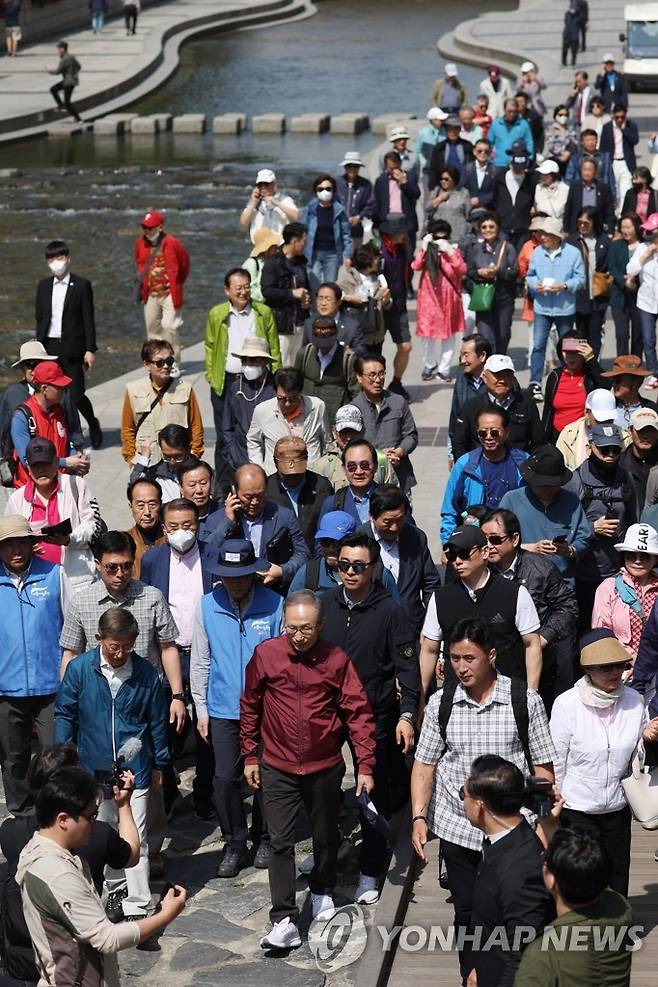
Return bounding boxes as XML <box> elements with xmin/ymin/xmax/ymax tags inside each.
<box><xmin>165</xmin><ymin>909</ymin><xmax>252</xmax><ymax>943</ymax></box>
<box><xmin>191</xmin><ymin>960</ymin><xmax>326</xmax><ymax>986</ymax></box>
<box><xmin>171</xmin><ymin>939</ymin><xmax>238</xmax><ymax>968</ymax></box>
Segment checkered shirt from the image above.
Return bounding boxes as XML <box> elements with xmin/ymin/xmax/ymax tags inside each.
<box><xmin>415</xmin><ymin>673</ymin><xmax>555</xmax><ymax>850</ymax></box>
<box><xmin>60</xmin><ymin>578</ymin><xmax>178</xmax><ymax>671</ymax></box>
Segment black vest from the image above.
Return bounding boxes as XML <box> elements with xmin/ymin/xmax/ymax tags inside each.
<box><xmin>435</xmin><ymin>573</ymin><xmax>525</xmax><ymax>680</ymax></box>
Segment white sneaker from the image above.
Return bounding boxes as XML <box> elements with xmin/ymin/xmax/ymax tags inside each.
<box><xmin>260</xmin><ymin>917</ymin><xmax>302</xmax><ymax>949</ymax></box>
<box><xmin>311</xmin><ymin>893</ymin><xmax>336</xmax><ymax>922</ymax></box>
<box><xmin>299</xmin><ymin>837</ymin><xmax>351</xmax><ymax>874</ymax></box>
<box><xmin>354</xmin><ymin>873</ymin><xmax>380</xmax><ymax>905</ymax></box>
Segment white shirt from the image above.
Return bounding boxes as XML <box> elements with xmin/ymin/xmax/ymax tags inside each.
<box><xmin>317</xmin><ymin>342</ymin><xmax>338</xmax><ymax>379</ymax></box>
<box><xmin>100</xmin><ymin>654</ymin><xmax>133</xmax><ymax>699</ymax></box>
<box><xmin>48</xmin><ymin>273</ymin><xmax>70</xmax><ymax>339</ymax></box>
<box><xmin>504</xmin><ymin>169</ymin><xmax>524</xmax><ymax>205</ymax></box>
<box><xmin>475</xmin><ymin>162</ymin><xmax>489</xmax><ymax>188</ymax></box>
<box><xmin>370</xmin><ymin>522</ymin><xmax>400</xmax><ymax>581</ymax></box>
<box><xmin>225</xmin><ymin>305</ymin><xmax>256</xmax><ymax>375</ymax></box>
<box><xmin>421</xmin><ymin>573</ymin><xmax>540</xmax><ymax>642</ymax></box>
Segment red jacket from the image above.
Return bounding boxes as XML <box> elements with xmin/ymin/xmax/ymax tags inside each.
<box><xmin>134</xmin><ymin>233</ymin><xmax>190</xmax><ymax>308</ymax></box>
<box><xmin>240</xmin><ymin>635</ymin><xmax>376</xmax><ymax>776</ymax></box>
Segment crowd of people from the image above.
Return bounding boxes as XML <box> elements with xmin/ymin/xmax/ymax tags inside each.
<box><xmin>3</xmin><ymin>33</ymin><xmax>658</xmax><ymax>987</ymax></box>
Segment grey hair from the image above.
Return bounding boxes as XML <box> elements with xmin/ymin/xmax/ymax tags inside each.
<box><xmin>283</xmin><ymin>589</ymin><xmax>324</xmax><ymax>620</ymax></box>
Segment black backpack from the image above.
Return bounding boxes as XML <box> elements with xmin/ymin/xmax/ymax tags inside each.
<box><xmin>0</xmin><ymin>867</ymin><xmax>39</xmax><ymax>982</ymax></box>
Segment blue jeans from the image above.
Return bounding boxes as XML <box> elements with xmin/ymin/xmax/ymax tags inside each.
<box><xmin>310</xmin><ymin>251</ymin><xmax>341</xmax><ymax>289</ymax></box>
<box><xmin>637</xmin><ymin>308</ymin><xmax>658</xmax><ymax>374</ymax></box>
<box><xmin>530</xmin><ymin>313</ymin><xmax>574</xmax><ymax>384</ymax></box>
<box><xmin>91</xmin><ymin>12</ymin><xmax>105</xmax><ymax>30</ymax></box>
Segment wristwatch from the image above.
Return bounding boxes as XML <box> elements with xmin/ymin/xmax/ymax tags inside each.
<box><xmin>171</xmin><ymin>692</ymin><xmax>186</xmax><ymax>702</ymax></box>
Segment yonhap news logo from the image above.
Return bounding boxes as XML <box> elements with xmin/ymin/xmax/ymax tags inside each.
<box><xmin>308</xmin><ymin>904</ymin><xmax>368</xmax><ymax>972</ymax></box>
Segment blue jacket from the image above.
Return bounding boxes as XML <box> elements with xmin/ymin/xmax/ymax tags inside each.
<box><xmin>200</xmin><ymin>584</ymin><xmax>283</xmax><ymax>719</ymax></box>
<box><xmin>633</xmin><ymin>606</ymin><xmax>658</xmax><ymax>718</ymax></box>
<box><xmin>300</xmin><ymin>199</ymin><xmax>352</xmax><ymax>261</ymax></box>
<box><xmin>526</xmin><ymin>242</ymin><xmax>586</xmax><ymax>317</ymax></box>
<box><xmin>0</xmin><ymin>558</ymin><xmax>62</xmax><ymax>697</ymax></box>
<box><xmin>207</xmin><ymin>500</ymin><xmax>310</xmax><ymax>587</ymax></box>
<box><xmin>499</xmin><ymin>486</ymin><xmax>592</xmax><ymax>584</ymax></box>
<box><xmin>440</xmin><ymin>446</ymin><xmax>528</xmax><ymax>542</ymax></box>
<box><xmin>54</xmin><ymin>647</ymin><xmax>170</xmax><ymax>789</ymax></box>
<box><xmin>140</xmin><ymin>541</ymin><xmax>214</xmax><ymax>599</ymax></box>
<box><xmin>488</xmin><ymin>116</ymin><xmax>535</xmax><ymax>166</ymax></box>
<box><xmin>415</xmin><ymin>123</ymin><xmax>444</xmax><ymax>172</ymax></box>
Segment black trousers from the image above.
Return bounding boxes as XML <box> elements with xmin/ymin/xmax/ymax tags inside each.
<box><xmin>43</xmin><ymin>342</ymin><xmax>97</xmax><ymax>430</ymax></box>
<box><xmin>210</xmin><ymin>718</ymin><xmax>267</xmax><ymax>853</ymax></box>
<box><xmin>440</xmin><ymin>839</ymin><xmax>482</xmax><ymax>979</ymax></box>
<box><xmin>579</xmin><ymin>25</ymin><xmax>587</xmax><ymax>51</ymax></box>
<box><xmin>0</xmin><ymin>694</ymin><xmax>55</xmax><ymax>814</ymax></box>
<box><xmin>562</xmin><ymin>39</ymin><xmax>578</xmax><ymax>66</ymax></box>
<box><xmin>50</xmin><ymin>82</ymin><xmax>81</xmax><ymax>121</ymax></box>
<box><xmin>210</xmin><ymin>385</ymin><xmax>236</xmax><ymax>498</ymax></box>
<box><xmin>349</xmin><ymin>714</ymin><xmax>400</xmax><ymax>878</ymax></box>
<box><xmin>612</xmin><ymin>306</ymin><xmax>643</xmax><ymax>358</ymax></box>
<box><xmin>476</xmin><ymin>295</ymin><xmax>515</xmax><ymax>355</ymax></box>
<box><xmin>575</xmin><ymin>578</ymin><xmax>599</xmax><ymax>639</ymax></box>
<box><xmin>124</xmin><ymin>4</ymin><xmax>138</xmax><ymax>32</ymax></box>
<box><xmin>561</xmin><ymin>804</ymin><xmax>632</xmax><ymax>897</ymax></box>
<box><xmin>262</xmin><ymin>760</ymin><xmax>344</xmax><ymax>924</ymax></box>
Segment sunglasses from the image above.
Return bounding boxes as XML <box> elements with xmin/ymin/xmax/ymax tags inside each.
<box><xmin>477</xmin><ymin>428</ymin><xmax>501</xmax><ymax>440</ymax></box>
<box><xmin>345</xmin><ymin>460</ymin><xmax>375</xmax><ymax>473</ymax></box>
<box><xmin>362</xmin><ymin>371</ymin><xmax>386</xmax><ymax>382</ymax></box>
<box><xmin>485</xmin><ymin>534</ymin><xmax>509</xmax><ymax>546</ymax></box>
<box><xmin>588</xmin><ymin>662</ymin><xmax>630</xmax><ymax>672</ymax></box>
<box><xmin>444</xmin><ymin>546</ymin><xmax>475</xmax><ymax>563</ymax></box>
<box><xmin>150</xmin><ymin>357</ymin><xmax>175</xmax><ymax>368</ymax></box>
<box><xmin>102</xmin><ymin>562</ymin><xmax>133</xmax><ymax>575</ymax></box>
<box><xmin>337</xmin><ymin>560</ymin><xmax>373</xmax><ymax>574</ymax></box>
<box><xmin>458</xmin><ymin>786</ymin><xmax>478</xmax><ymax>802</ymax></box>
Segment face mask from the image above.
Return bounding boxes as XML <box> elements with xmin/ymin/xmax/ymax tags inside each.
<box><xmin>48</xmin><ymin>259</ymin><xmax>68</xmax><ymax>276</ymax></box>
<box><xmin>144</xmin><ymin>230</ymin><xmax>160</xmax><ymax>244</ymax></box>
<box><xmin>556</xmin><ymin>115</ymin><xmax>568</xmax><ymax>124</ymax></box>
<box><xmin>316</xmin><ymin>189</ymin><xmax>333</xmax><ymax>203</ymax></box>
<box><xmin>167</xmin><ymin>529</ymin><xmax>196</xmax><ymax>554</ymax></box>
<box><xmin>242</xmin><ymin>365</ymin><xmax>263</xmax><ymax>381</ymax></box>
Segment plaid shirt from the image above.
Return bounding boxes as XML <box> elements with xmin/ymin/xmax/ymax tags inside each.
<box><xmin>415</xmin><ymin>673</ymin><xmax>555</xmax><ymax>850</ymax></box>
<box><xmin>60</xmin><ymin>578</ymin><xmax>178</xmax><ymax>671</ymax></box>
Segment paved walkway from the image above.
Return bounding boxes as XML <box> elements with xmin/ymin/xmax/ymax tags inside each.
<box><xmin>0</xmin><ymin>0</ymin><xmax>315</xmax><ymax>142</ymax></box>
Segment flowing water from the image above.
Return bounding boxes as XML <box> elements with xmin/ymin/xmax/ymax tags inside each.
<box><xmin>0</xmin><ymin>0</ymin><xmax>516</xmax><ymax>386</ymax></box>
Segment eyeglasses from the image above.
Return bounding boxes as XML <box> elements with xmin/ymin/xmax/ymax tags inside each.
<box><xmin>337</xmin><ymin>560</ymin><xmax>373</xmax><ymax>574</ymax></box>
<box><xmin>485</xmin><ymin>533</ymin><xmax>509</xmax><ymax>546</ymax></box>
<box><xmin>444</xmin><ymin>546</ymin><xmax>475</xmax><ymax>563</ymax></box>
<box><xmin>440</xmin><ymin>176</ymin><xmax>452</xmax><ymax>183</ymax></box>
<box><xmin>102</xmin><ymin>561</ymin><xmax>133</xmax><ymax>575</ymax></box>
<box><xmin>162</xmin><ymin>452</ymin><xmax>187</xmax><ymax>464</ymax></box>
<box><xmin>150</xmin><ymin>357</ymin><xmax>175</xmax><ymax>368</ymax></box>
<box><xmin>477</xmin><ymin>428</ymin><xmax>502</xmax><ymax>440</ymax></box>
<box><xmin>588</xmin><ymin>662</ymin><xmax>630</xmax><ymax>673</ymax></box>
<box><xmin>80</xmin><ymin>806</ymin><xmax>99</xmax><ymax>822</ymax></box>
<box><xmin>285</xmin><ymin>624</ymin><xmax>317</xmax><ymax>636</ymax></box>
<box><xmin>362</xmin><ymin>371</ymin><xmax>385</xmax><ymax>382</ymax></box>
<box><xmin>276</xmin><ymin>393</ymin><xmax>300</xmax><ymax>405</ymax></box>
<box><xmin>345</xmin><ymin>460</ymin><xmax>375</xmax><ymax>473</ymax></box>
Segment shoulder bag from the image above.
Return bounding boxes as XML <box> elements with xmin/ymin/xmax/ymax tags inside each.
<box><xmin>469</xmin><ymin>241</ymin><xmax>507</xmax><ymax>312</ymax></box>
<box><xmin>621</xmin><ymin>745</ymin><xmax>658</xmax><ymax>830</ymax></box>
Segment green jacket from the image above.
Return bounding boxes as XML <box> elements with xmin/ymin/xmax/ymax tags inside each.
<box><xmin>514</xmin><ymin>888</ymin><xmax>634</xmax><ymax>986</ymax></box>
<box><xmin>204</xmin><ymin>300</ymin><xmax>281</xmax><ymax>397</ymax></box>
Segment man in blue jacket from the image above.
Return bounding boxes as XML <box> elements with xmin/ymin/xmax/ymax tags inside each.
<box><xmin>191</xmin><ymin>540</ymin><xmax>283</xmax><ymax>879</ymax></box>
<box><xmin>0</xmin><ymin>516</ymin><xmax>63</xmax><ymax>816</ymax></box>
<box><xmin>488</xmin><ymin>99</ymin><xmax>535</xmax><ymax>167</ymax></box>
<box><xmin>441</xmin><ymin>406</ymin><xmax>528</xmax><ymax>543</ymax></box>
<box><xmin>54</xmin><ymin>607</ymin><xmax>169</xmax><ymax>923</ymax></box>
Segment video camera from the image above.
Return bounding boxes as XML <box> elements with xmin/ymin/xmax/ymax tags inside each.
<box><xmin>94</xmin><ymin>738</ymin><xmax>142</xmax><ymax>799</ymax></box>
<box><xmin>521</xmin><ymin>777</ymin><xmax>554</xmax><ymax>817</ymax></box>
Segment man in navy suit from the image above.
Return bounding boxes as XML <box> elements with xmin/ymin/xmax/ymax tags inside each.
<box><xmin>207</xmin><ymin>463</ymin><xmax>309</xmax><ymax>590</ymax></box>
<box><xmin>373</xmin><ymin>152</ymin><xmax>420</xmax><ymax>236</ymax></box>
<box><xmin>140</xmin><ymin>496</ymin><xmax>216</xmax><ymax>819</ymax></box>
<box><xmin>178</xmin><ymin>458</ymin><xmax>223</xmax><ymax>544</ymax></box>
<box><xmin>462</xmin><ymin>139</ymin><xmax>497</xmax><ymax>208</ymax></box>
<box><xmin>599</xmin><ymin>105</ymin><xmax>638</xmax><ymax>209</ymax></box>
<box><xmin>318</xmin><ymin>439</ymin><xmax>382</xmax><ymax>528</ymax></box>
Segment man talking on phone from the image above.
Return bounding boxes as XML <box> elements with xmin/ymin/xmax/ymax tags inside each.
<box><xmin>319</xmin><ymin>531</ymin><xmax>418</xmax><ymax>905</ymax></box>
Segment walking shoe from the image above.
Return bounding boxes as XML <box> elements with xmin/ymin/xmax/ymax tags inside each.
<box><xmin>260</xmin><ymin>917</ymin><xmax>302</xmax><ymax>950</ymax></box>
<box><xmin>388</xmin><ymin>378</ymin><xmax>411</xmax><ymax>401</ymax></box>
<box><xmin>529</xmin><ymin>382</ymin><xmax>543</xmax><ymax>401</ymax></box>
<box><xmin>437</xmin><ymin>372</ymin><xmax>453</xmax><ymax>384</ymax></box>
<box><xmin>148</xmin><ymin>852</ymin><xmax>166</xmax><ymax>879</ymax></box>
<box><xmin>311</xmin><ymin>893</ymin><xmax>336</xmax><ymax>922</ymax></box>
<box><xmin>89</xmin><ymin>419</ymin><xmax>103</xmax><ymax>450</ymax></box>
<box><xmin>354</xmin><ymin>873</ymin><xmax>380</xmax><ymax>905</ymax></box>
<box><xmin>421</xmin><ymin>363</ymin><xmax>438</xmax><ymax>381</ymax></box>
<box><xmin>216</xmin><ymin>847</ymin><xmax>250</xmax><ymax>878</ymax></box>
<box><xmin>254</xmin><ymin>843</ymin><xmax>271</xmax><ymax>869</ymax></box>
<box><xmin>105</xmin><ymin>887</ymin><xmax>128</xmax><ymax>923</ymax></box>
<box><xmin>646</xmin><ymin>375</ymin><xmax>658</xmax><ymax>389</ymax></box>
<box><xmin>299</xmin><ymin>836</ymin><xmax>352</xmax><ymax>875</ymax></box>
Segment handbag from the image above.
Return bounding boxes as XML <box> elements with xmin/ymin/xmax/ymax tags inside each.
<box><xmin>620</xmin><ymin>745</ymin><xmax>658</xmax><ymax>830</ymax></box>
<box><xmin>593</xmin><ymin>270</ymin><xmax>614</xmax><ymax>298</ymax></box>
<box><xmin>469</xmin><ymin>241</ymin><xmax>507</xmax><ymax>312</ymax></box>
<box><xmin>266</xmin><ymin>527</ymin><xmax>294</xmax><ymax>566</ymax></box>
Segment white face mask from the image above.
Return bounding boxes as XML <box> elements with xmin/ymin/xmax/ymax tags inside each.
<box><xmin>556</xmin><ymin>115</ymin><xmax>568</xmax><ymax>125</ymax></box>
<box><xmin>144</xmin><ymin>230</ymin><xmax>161</xmax><ymax>244</ymax></box>
<box><xmin>167</xmin><ymin>529</ymin><xmax>196</xmax><ymax>554</ymax></box>
<box><xmin>316</xmin><ymin>189</ymin><xmax>333</xmax><ymax>203</ymax></box>
<box><xmin>48</xmin><ymin>259</ymin><xmax>68</xmax><ymax>276</ymax></box>
<box><xmin>242</xmin><ymin>365</ymin><xmax>263</xmax><ymax>381</ymax></box>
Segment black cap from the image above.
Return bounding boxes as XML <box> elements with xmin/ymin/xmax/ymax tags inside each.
<box><xmin>26</xmin><ymin>437</ymin><xmax>57</xmax><ymax>466</ymax></box>
<box><xmin>447</xmin><ymin>525</ymin><xmax>487</xmax><ymax>551</ymax></box>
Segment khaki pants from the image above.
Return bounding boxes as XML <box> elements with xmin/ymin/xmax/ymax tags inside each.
<box><xmin>144</xmin><ymin>293</ymin><xmax>183</xmax><ymax>362</ymax></box>
<box><xmin>278</xmin><ymin>327</ymin><xmax>302</xmax><ymax>366</ymax></box>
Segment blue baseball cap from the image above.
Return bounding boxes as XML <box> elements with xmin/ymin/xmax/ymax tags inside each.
<box><xmin>315</xmin><ymin>511</ymin><xmax>357</xmax><ymax>542</ymax></box>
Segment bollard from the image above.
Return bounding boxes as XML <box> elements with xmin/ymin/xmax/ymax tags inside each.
<box><xmin>252</xmin><ymin>113</ymin><xmax>285</xmax><ymax>134</ymax></box>
<box><xmin>330</xmin><ymin>113</ymin><xmax>370</xmax><ymax>135</ymax></box>
<box><xmin>290</xmin><ymin>113</ymin><xmax>330</xmax><ymax>134</ymax></box>
<box><xmin>172</xmin><ymin>114</ymin><xmax>206</xmax><ymax>134</ymax></box>
<box><xmin>213</xmin><ymin>113</ymin><xmax>247</xmax><ymax>135</ymax></box>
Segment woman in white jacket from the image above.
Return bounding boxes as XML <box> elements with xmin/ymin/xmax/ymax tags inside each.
<box><xmin>550</xmin><ymin>628</ymin><xmax>658</xmax><ymax>896</ymax></box>
<box><xmin>4</xmin><ymin>437</ymin><xmax>98</xmax><ymax>607</ymax></box>
<box><xmin>533</xmin><ymin>160</ymin><xmax>569</xmax><ymax>224</ymax></box>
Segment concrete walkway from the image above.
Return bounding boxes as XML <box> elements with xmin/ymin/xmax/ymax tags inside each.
<box><xmin>0</xmin><ymin>0</ymin><xmax>316</xmax><ymax>143</ymax></box>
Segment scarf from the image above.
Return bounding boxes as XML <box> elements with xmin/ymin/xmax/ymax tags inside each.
<box><xmin>575</xmin><ymin>674</ymin><xmax>624</xmax><ymax>709</ymax></box>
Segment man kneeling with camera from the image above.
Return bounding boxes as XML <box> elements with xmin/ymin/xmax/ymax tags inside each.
<box><xmin>55</xmin><ymin>607</ymin><xmax>170</xmax><ymax>928</ymax></box>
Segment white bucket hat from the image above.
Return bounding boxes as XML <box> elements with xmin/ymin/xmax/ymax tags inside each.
<box><xmin>614</xmin><ymin>523</ymin><xmax>658</xmax><ymax>555</ymax></box>
<box><xmin>11</xmin><ymin>341</ymin><xmax>58</xmax><ymax>368</ymax></box>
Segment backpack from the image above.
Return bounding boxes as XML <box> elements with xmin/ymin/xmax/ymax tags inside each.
<box><xmin>438</xmin><ymin>674</ymin><xmax>534</xmax><ymax>772</ymax></box>
<box><xmin>0</xmin><ymin>404</ymin><xmax>37</xmax><ymax>488</ymax></box>
<box><xmin>301</xmin><ymin>343</ymin><xmax>354</xmax><ymax>384</ymax></box>
<box><xmin>0</xmin><ymin>868</ymin><xmax>39</xmax><ymax>982</ymax></box>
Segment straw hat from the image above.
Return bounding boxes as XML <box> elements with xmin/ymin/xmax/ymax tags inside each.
<box><xmin>0</xmin><ymin>517</ymin><xmax>38</xmax><ymax>542</ymax></box>
<box><xmin>230</xmin><ymin>337</ymin><xmax>274</xmax><ymax>361</ymax></box>
<box><xmin>250</xmin><ymin>228</ymin><xmax>282</xmax><ymax>257</ymax></box>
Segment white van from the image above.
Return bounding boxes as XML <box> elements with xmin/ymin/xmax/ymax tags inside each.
<box><xmin>620</xmin><ymin>3</ymin><xmax>658</xmax><ymax>89</ymax></box>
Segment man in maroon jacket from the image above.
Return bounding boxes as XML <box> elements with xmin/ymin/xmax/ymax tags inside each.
<box><xmin>134</xmin><ymin>210</ymin><xmax>190</xmax><ymax>366</ymax></box>
<box><xmin>241</xmin><ymin>588</ymin><xmax>375</xmax><ymax>950</ymax></box>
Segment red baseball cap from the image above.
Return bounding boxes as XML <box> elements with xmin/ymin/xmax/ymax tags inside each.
<box><xmin>141</xmin><ymin>210</ymin><xmax>165</xmax><ymax>229</ymax></box>
<box><xmin>32</xmin><ymin>361</ymin><xmax>73</xmax><ymax>388</ymax></box>
<box><xmin>488</xmin><ymin>65</ymin><xmax>501</xmax><ymax>78</ymax></box>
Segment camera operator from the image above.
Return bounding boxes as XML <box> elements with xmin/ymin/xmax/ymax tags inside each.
<box><xmin>16</xmin><ymin>767</ymin><xmax>186</xmax><ymax>985</ymax></box>
<box><xmin>0</xmin><ymin>745</ymin><xmax>140</xmax><ymax>983</ymax></box>
<box><xmin>460</xmin><ymin>755</ymin><xmax>555</xmax><ymax>987</ymax></box>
